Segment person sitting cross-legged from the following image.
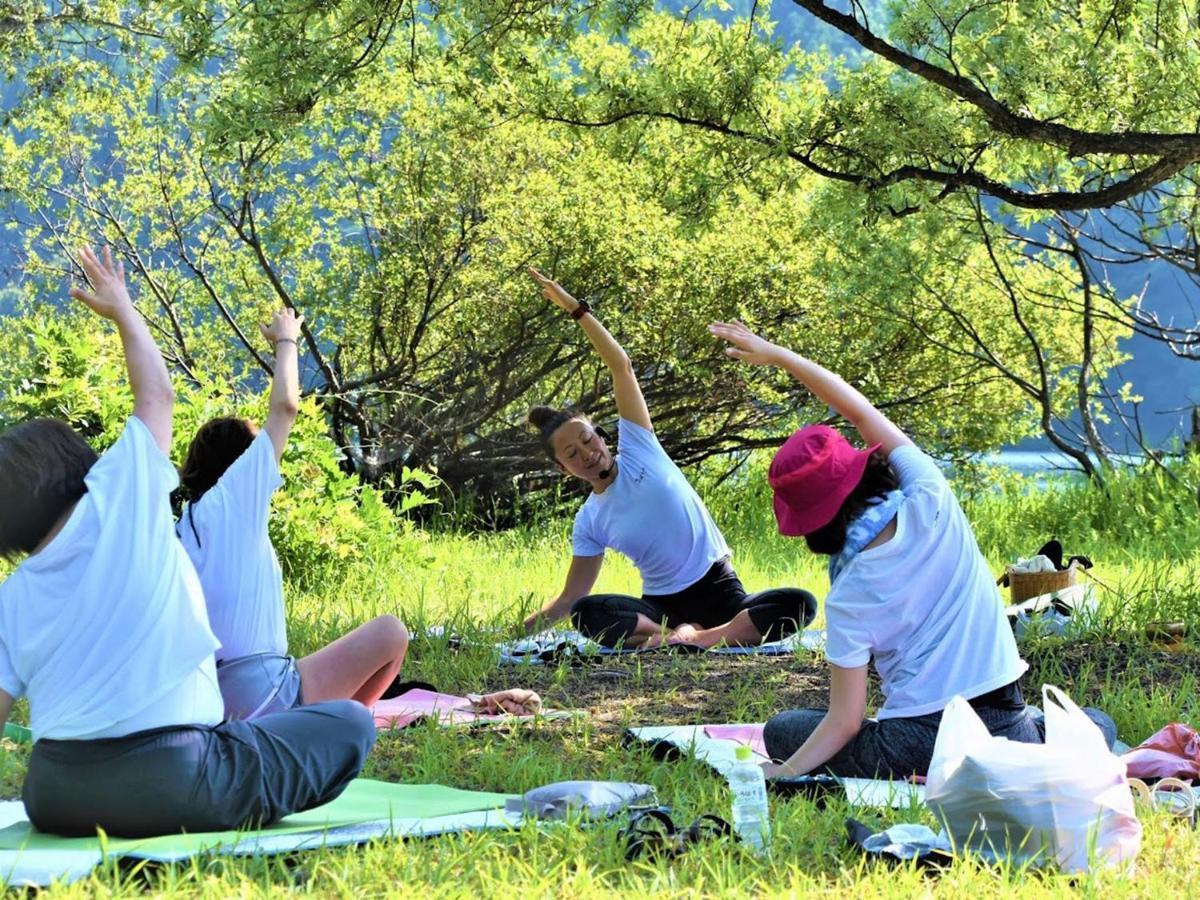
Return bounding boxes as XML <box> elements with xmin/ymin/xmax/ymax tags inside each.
<box><xmin>522</xmin><ymin>268</ymin><xmax>817</xmax><ymax>650</ymax></box>
<box><xmin>176</xmin><ymin>307</ymin><xmax>410</xmax><ymax>721</ymax></box>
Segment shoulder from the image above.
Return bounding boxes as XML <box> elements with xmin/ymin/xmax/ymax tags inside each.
<box><xmin>888</xmin><ymin>445</ymin><xmax>947</xmax><ymax>493</ymax></box>
<box><xmin>88</xmin><ymin>416</ymin><xmax>176</xmax><ymax>487</ymax></box>
<box><xmin>617</xmin><ymin>417</ymin><xmax>661</xmax><ymax>452</ymax></box>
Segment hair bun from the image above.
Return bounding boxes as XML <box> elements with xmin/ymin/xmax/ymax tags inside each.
<box><xmin>527</xmin><ymin>406</ymin><xmax>561</xmax><ymax>430</ymax></box>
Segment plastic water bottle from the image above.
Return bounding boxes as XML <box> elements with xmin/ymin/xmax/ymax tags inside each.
<box><xmin>727</xmin><ymin>745</ymin><xmax>771</xmax><ymax>854</ymax></box>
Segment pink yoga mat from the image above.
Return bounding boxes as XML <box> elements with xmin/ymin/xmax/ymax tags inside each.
<box><xmin>371</xmin><ymin>688</ymin><xmax>546</xmax><ymax>729</ymax></box>
<box><xmin>1122</xmin><ymin>722</ymin><xmax>1200</xmax><ymax>781</ymax></box>
<box><xmin>704</xmin><ymin>724</ymin><xmax>768</xmax><ymax>758</ymax></box>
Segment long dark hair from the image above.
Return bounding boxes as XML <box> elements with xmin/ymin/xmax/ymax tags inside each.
<box><xmin>804</xmin><ymin>450</ymin><xmax>900</xmax><ymax>556</ymax></box>
<box><xmin>176</xmin><ymin>417</ymin><xmax>257</xmax><ymax>545</ymax></box>
<box><xmin>0</xmin><ymin>419</ymin><xmax>98</xmax><ymax>560</ymax></box>
<box><xmin>527</xmin><ymin>406</ymin><xmax>588</xmax><ymax>461</ymax></box>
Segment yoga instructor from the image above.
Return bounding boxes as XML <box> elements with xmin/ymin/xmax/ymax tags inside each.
<box><xmin>522</xmin><ymin>268</ymin><xmax>816</xmax><ymax>649</ymax></box>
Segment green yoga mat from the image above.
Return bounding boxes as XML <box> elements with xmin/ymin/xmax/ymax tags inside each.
<box><xmin>0</xmin><ymin>779</ymin><xmax>514</xmax><ymax>857</ymax></box>
<box><xmin>3</xmin><ymin>723</ymin><xmax>31</xmax><ymax>745</ymax></box>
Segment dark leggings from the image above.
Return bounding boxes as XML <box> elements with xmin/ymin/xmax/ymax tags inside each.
<box><xmin>762</xmin><ymin>701</ymin><xmax>1118</xmax><ymax>779</ymax></box>
<box><xmin>571</xmin><ymin>558</ymin><xmax>817</xmax><ymax>649</ymax></box>
<box><xmin>23</xmin><ymin>699</ymin><xmax>376</xmax><ymax>838</ymax></box>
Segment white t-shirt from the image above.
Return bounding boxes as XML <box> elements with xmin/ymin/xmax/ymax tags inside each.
<box><xmin>572</xmin><ymin>418</ymin><xmax>730</xmax><ymax>595</ymax></box>
<box><xmin>177</xmin><ymin>430</ymin><xmax>287</xmax><ymax>662</ymax></box>
<box><xmin>0</xmin><ymin>417</ymin><xmax>223</xmax><ymax>741</ymax></box>
<box><xmin>823</xmin><ymin>445</ymin><xmax>1027</xmax><ymax>719</ymax></box>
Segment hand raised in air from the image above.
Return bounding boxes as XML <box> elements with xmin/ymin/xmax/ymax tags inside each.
<box><xmin>69</xmin><ymin>247</ymin><xmax>133</xmax><ymax>321</ymax></box>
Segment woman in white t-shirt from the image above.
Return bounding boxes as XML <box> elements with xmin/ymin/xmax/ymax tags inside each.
<box><xmin>177</xmin><ymin>308</ymin><xmax>410</xmax><ymax>721</ymax></box>
<box><xmin>522</xmin><ymin>269</ymin><xmax>816</xmax><ymax>649</ymax></box>
<box><xmin>0</xmin><ymin>248</ymin><xmax>375</xmax><ymax>837</ymax></box>
<box><xmin>709</xmin><ymin>320</ymin><xmax>1115</xmax><ymax>778</ymax></box>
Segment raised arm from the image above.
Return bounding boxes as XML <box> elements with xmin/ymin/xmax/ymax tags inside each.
<box><xmin>709</xmin><ymin>321</ymin><xmax>912</xmax><ymax>454</ymax></box>
<box><xmin>522</xmin><ymin>554</ymin><xmax>604</xmax><ymax>634</ymax></box>
<box><xmin>528</xmin><ymin>268</ymin><xmax>651</xmax><ymax>431</ymax></box>
<box><xmin>259</xmin><ymin>308</ymin><xmax>304</xmax><ymax>463</ymax></box>
<box><xmin>69</xmin><ymin>247</ymin><xmax>174</xmax><ymax>454</ymax></box>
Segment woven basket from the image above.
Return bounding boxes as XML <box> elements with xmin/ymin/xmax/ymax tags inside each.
<box><xmin>1006</xmin><ymin>567</ymin><xmax>1076</xmax><ymax>604</ymax></box>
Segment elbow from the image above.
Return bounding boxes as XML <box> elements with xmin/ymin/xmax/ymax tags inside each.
<box><xmin>272</xmin><ymin>397</ymin><xmax>300</xmax><ymax>420</ymax></box>
<box><xmin>826</xmin><ymin>710</ymin><xmax>864</xmax><ymax>742</ymax></box>
<box><xmin>615</xmin><ymin>352</ymin><xmax>634</xmax><ymax>377</ymax></box>
<box><xmin>150</xmin><ymin>383</ymin><xmax>176</xmax><ymax>411</ymax></box>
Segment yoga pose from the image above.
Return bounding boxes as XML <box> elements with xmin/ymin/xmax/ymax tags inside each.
<box><xmin>709</xmin><ymin>320</ymin><xmax>1116</xmax><ymax>778</ymax></box>
<box><xmin>523</xmin><ymin>269</ymin><xmax>816</xmax><ymax>649</ymax></box>
<box><xmin>0</xmin><ymin>248</ymin><xmax>374</xmax><ymax>837</ymax></box>
<box><xmin>177</xmin><ymin>307</ymin><xmax>409</xmax><ymax>720</ymax></box>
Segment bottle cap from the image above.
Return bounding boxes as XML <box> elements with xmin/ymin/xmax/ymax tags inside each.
<box><xmin>734</xmin><ymin>745</ymin><xmax>753</xmax><ymax>762</ymax></box>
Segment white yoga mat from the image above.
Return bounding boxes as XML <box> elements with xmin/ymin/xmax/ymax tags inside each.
<box><xmin>627</xmin><ymin>725</ymin><xmax>925</xmax><ymax>809</ymax></box>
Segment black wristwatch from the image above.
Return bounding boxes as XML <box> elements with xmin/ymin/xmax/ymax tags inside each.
<box><xmin>570</xmin><ymin>300</ymin><xmax>591</xmax><ymax>320</ymax></box>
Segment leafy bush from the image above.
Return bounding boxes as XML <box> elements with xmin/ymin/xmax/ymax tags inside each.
<box><xmin>0</xmin><ymin>309</ymin><xmax>431</xmax><ymax>588</ymax></box>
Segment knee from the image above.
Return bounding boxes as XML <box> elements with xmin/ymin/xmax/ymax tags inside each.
<box><xmin>762</xmin><ymin>713</ymin><xmax>791</xmax><ymax>761</ymax></box>
<box><xmin>1083</xmin><ymin>707</ymin><xmax>1117</xmax><ymax>749</ymax></box>
<box><xmin>568</xmin><ymin>596</ymin><xmax>604</xmax><ymax>633</ymax></box>
<box><xmin>569</xmin><ymin>596</ymin><xmax>631</xmax><ymax>647</ymax></box>
<box><xmin>762</xmin><ymin>709</ymin><xmax>821</xmax><ymax>761</ymax></box>
<box><xmin>323</xmin><ymin>699</ymin><xmax>378</xmax><ymax>761</ymax></box>
<box><xmin>372</xmin><ymin>614</ymin><xmax>409</xmax><ymax>657</ymax></box>
<box><xmin>790</xmin><ymin>589</ymin><xmax>818</xmax><ymax>626</ymax></box>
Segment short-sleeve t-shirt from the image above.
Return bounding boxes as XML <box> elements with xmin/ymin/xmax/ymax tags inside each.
<box><xmin>177</xmin><ymin>430</ymin><xmax>287</xmax><ymax>662</ymax></box>
<box><xmin>823</xmin><ymin>445</ymin><xmax>1026</xmax><ymax>719</ymax></box>
<box><xmin>0</xmin><ymin>418</ymin><xmax>223</xmax><ymax>741</ymax></box>
<box><xmin>571</xmin><ymin>418</ymin><xmax>730</xmax><ymax>595</ymax></box>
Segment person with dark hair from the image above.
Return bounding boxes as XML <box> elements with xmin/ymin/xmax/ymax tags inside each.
<box><xmin>177</xmin><ymin>308</ymin><xmax>410</xmax><ymax>720</ymax></box>
<box><xmin>709</xmin><ymin>320</ymin><xmax>1117</xmax><ymax>778</ymax></box>
<box><xmin>0</xmin><ymin>248</ymin><xmax>375</xmax><ymax>838</ymax></box>
<box><xmin>522</xmin><ymin>269</ymin><xmax>816</xmax><ymax>649</ymax></box>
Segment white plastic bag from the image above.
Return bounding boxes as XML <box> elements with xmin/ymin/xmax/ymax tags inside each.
<box><xmin>926</xmin><ymin>685</ymin><xmax>1141</xmax><ymax>873</ymax></box>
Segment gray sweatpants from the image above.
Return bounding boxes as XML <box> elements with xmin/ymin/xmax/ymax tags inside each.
<box><xmin>763</xmin><ymin>704</ymin><xmax>1118</xmax><ymax>779</ymax></box>
<box><xmin>23</xmin><ymin>699</ymin><xmax>376</xmax><ymax>838</ymax></box>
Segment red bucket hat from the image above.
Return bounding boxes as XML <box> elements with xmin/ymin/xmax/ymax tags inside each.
<box><xmin>768</xmin><ymin>425</ymin><xmax>880</xmax><ymax>536</ymax></box>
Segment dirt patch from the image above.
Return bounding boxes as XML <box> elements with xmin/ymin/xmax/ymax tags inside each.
<box><xmin>465</xmin><ymin>640</ymin><xmax>1200</xmax><ymax>732</ymax></box>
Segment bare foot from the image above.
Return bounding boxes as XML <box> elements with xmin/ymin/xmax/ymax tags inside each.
<box><xmin>641</xmin><ymin>623</ymin><xmax>706</xmax><ymax>649</ymax></box>
<box><xmin>467</xmin><ymin>689</ymin><xmax>542</xmax><ymax>716</ymax></box>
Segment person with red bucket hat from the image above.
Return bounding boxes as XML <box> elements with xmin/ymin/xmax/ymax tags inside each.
<box><xmin>709</xmin><ymin>320</ymin><xmax>1116</xmax><ymax>779</ymax></box>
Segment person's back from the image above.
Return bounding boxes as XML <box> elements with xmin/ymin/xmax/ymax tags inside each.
<box><xmin>0</xmin><ymin>418</ymin><xmax>223</xmax><ymax>744</ymax></box>
<box><xmin>176</xmin><ymin>308</ymin><xmax>410</xmax><ymax>722</ymax></box>
<box><xmin>822</xmin><ymin>445</ymin><xmax>1024</xmax><ymax>719</ymax></box>
<box><xmin>177</xmin><ymin>426</ymin><xmax>287</xmax><ymax>663</ymax></box>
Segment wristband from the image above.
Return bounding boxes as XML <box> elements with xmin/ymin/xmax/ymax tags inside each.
<box><xmin>273</xmin><ymin>338</ymin><xmax>299</xmax><ymax>348</ymax></box>
<box><xmin>570</xmin><ymin>300</ymin><xmax>591</xmax><ymax>320</ymax></box>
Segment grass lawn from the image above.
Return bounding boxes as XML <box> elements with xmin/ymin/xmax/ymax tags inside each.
<box><xmin>3</xmin><ymin>514</ymin><xmax>1200</xmax><ymax>896</ymax></box>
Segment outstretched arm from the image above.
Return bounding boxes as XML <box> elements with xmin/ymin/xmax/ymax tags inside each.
<box><xmin>709</xmin><ymin>321</ymin><xmax>911</xmax><ymax>454</ymax></box>
<box><xmin>260</xmin><ymin>308</ymin><xmax>304</xmax><ymax>463</ymax></box>
<box><xmin>528</xmin><ymin>268</ymin><xmax>652</xmax><ymax>431</ymax></box>
<box><xmin>523</xmin><ymin>554</ymin><xmax>604</xmax><ymax>633</ymax></box>
<box><xmin>69</xmin><ymin>246</ymin><xmax>174</xmax><ymax>454</ymax></box>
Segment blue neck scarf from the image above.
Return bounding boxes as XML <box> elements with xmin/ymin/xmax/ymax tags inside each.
<box><xmin>828</xmin><ymin>489</ymin><xmax>906</xmax><ymax>584</ymax></box>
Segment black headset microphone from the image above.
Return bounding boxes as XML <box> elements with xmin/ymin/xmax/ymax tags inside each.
<box><xmin>597</xmin><ymin>455</ymin><xmax>616</xmax><ymax>480</ymax></box>
<box><xmin>595</xmin><ymin>425</ymin><xmax>616</xmax><ymax>480</ymax></box>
